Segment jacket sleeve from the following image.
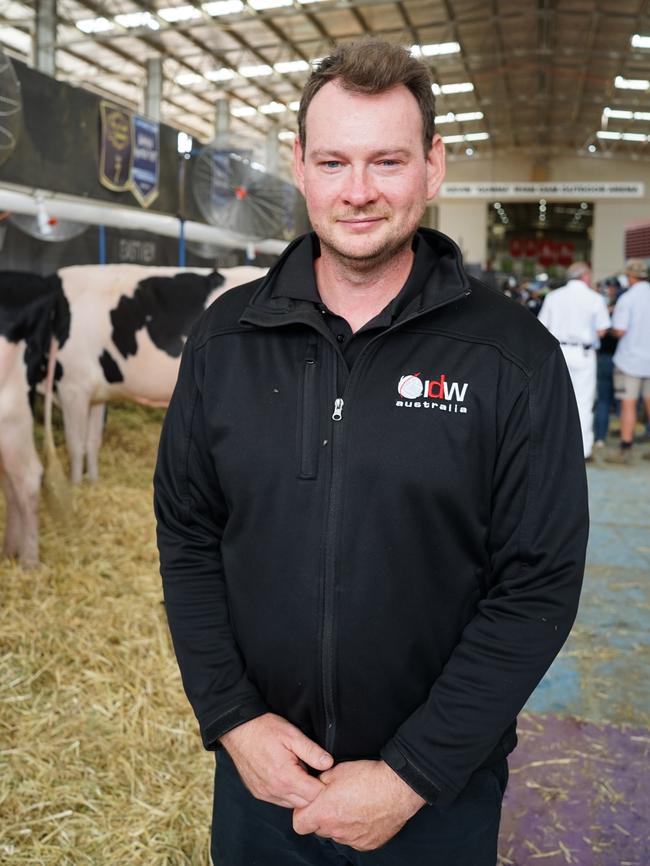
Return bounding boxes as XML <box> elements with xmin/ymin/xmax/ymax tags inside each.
<box><xmin>153</xmin><ymin>335</ymin><xmax>269</xmax><ymax>749</ymax></box>
<box><xmin>380</xmin><ymin>345</ymin><xmax>588</xmax><ymax>806</ymax></box>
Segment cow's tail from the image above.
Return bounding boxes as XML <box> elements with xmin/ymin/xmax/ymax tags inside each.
<box><xmin>43</xmin><ymin>335</ymin><xmax>70</xmax><ymax>521</ymax></box>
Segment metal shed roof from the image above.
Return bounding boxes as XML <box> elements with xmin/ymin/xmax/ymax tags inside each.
<box><xmin>2</xmin><ymin>0</ymin><xmax>650</xmax><ymax>161</ymax></box>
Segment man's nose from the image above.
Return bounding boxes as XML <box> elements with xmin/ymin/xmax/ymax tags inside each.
<box><xmin>342</xmin><ymin>167</ymin><xmax>378</xmax><ymax>208</ymax></box>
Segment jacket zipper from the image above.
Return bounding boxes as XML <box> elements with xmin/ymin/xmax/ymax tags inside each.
<box><xmin>320</xmin><ymin>350</ymin><xmax>345</xmax><ymax>753</ymax></box>
<box><xmin>317</xmin><ymin>288</ymin><xmax>469</xmax><ymax>754</ymax></box>
<box><xmin>332</xmin><ymin>397</ymin><xmax>344</xmax><ymax>421</ymax></box>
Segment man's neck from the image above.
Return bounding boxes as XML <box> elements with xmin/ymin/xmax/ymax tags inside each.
<box><xmin>314</xmin><ymin>239</ymin><xmax>415</xmax><ymax>333</ymax></box>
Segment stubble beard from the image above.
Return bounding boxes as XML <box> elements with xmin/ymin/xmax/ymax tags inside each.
<box><xmin>316</xmin><ymin>213</ymin><xmax>421</xmax><ymax>274</ymax></box>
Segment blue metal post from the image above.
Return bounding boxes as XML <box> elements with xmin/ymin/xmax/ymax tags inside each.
<box><xmin>178</xmin><ymin>217</ymin><xmax>186</xmax><ymax>267</ymax></box>
<box><xmin>98</xmin><ymin>224</ymin><xmax>107</xmax><ymax>264</ymax></box>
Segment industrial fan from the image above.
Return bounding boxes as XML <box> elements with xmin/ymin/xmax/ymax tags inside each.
<box><xmin>10</xmin><ymin>195</ymin><xmax>89</xmax><ymax>243</ymax></box>
<box><xmin>0</xmin><ymin>47</ymin><xmax>22</xmax><ymax>168</ymax></box>
<box><xmin>185</xmin><ymin>239</ymin><xmax>241</xmax><ymax>266</ymax></box>
<box><xmin>191</xmin><ymin>133</ymin><xmax>303</xmax><ymax>242</ymax></box>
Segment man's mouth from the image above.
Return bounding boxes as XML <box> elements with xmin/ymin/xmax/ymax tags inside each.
<box><xmin>337</xmin><ymin>216</ymin><xmax>386</xmax><ymax>227</ymax></box>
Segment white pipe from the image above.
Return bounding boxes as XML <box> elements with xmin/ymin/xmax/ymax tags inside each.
<box><xmin>0</xmin><ymin>182</ymin><xmax>289</xmax><ymax>255</ymax></box>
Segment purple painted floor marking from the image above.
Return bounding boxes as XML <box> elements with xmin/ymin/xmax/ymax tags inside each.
<box><xmin>498</xmin><ymin>713</ymin><xmax>650</xmax><ymax>865</ymax></box>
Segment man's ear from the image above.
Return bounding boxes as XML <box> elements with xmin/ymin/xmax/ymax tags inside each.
<box><xmin>425</xmin><ymin>134</ymin><xmax>446</xmax><ymax>202</ymax></box>
<box><xmin>293</xmin><ymin>137</ymin><xmax>306</xmax><ymax>196</ymax></box>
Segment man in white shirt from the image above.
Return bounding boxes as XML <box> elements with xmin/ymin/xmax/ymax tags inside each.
<box><xmin>605</xmin><ymin>258</ymin><xmax>650</xmax><ymax>465</ymax></box>
<box><xmin>538</xmin><ymin>262</ymin><xmax>611</xmax><ymax>461</ymax></box>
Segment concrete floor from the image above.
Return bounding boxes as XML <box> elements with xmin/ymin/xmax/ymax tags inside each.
<box><xmin>499</xmin><ymin>448</ymin><xmax>650</xmax><ymax>865</ymax></box>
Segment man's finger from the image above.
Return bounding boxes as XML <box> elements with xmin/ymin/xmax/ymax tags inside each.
<box><xmin>292</xmin><ymin>808</ymin><xmax>321</xmax><ymax>836</ymax></box>
<box><xmin>281</xmin><ymin>763</ymin><xmax>326</xmax><ymax>804</ymax></box>
<box><xmin>283</xmin><ymin>793</ymin><xmax>311</xmax><ymax>809</ymax></box>
<box><xmin>289</xmin><ymin>732</ymin><xmax>333</xmax><ymax>772</ymax></box>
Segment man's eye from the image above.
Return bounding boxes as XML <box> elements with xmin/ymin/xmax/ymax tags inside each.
<box><xmin>323</xmin><ymin>161</ymin><xmax>341</xmax><ymax>169</ymax></box>
<box><xmin>380</xmin><ymin>160</ymin><xmax>398</xmax><ymax>167</ymax></box>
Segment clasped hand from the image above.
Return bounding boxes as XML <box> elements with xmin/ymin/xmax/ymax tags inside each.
<box><xmin>220</xmin><ymin>713</ymin><xmax>425</xmax><ymax>852</ymax></box>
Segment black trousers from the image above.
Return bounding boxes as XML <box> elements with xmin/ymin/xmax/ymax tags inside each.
<box><xmin>211</xmin><ymin>750</ymin><xmax>508</xmax><ymax>866</ymax></box>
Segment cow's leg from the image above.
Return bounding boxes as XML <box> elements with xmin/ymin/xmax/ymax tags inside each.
<box><xmin>85</xmin><ymin>402</ymin><xmax>106</xmax><ymax>483</ymax></box>
<box><xmin>58</xmin><ymin>386</ymin><xmax>91</xmax><ymax>483</ymax></box>
<box><xmin>1</xmin><ymin>469</ymin><xmax>22</xmax><ymax>558</ymax></box>
<box><xmin>0</xmin><ymin>427</ymin><xmax>42</xmax><ymax>568</ymax></box>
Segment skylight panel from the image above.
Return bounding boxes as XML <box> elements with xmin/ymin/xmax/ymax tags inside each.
<box><xmin>158</xmin><ymin>5</ymin><xmax>202</xmax><ymax>22</ymax></box>
<box><xmin>248</xmin><ymin>0</ymin><xmax>292</xmax><ymax>8</ymax></box>
<box><xmin>238</xmin><ymin>64</ymin><xmax>273</xmax><ymax>77</ymax></box>
<box><xmin>259</xmin><ymin>101</ymin><xmax>286</xmax><ymax>113</ymax></box>
<box><xmin>274</xmin><ymin>60</ymin><xmax>310</xmax><ymax>74</ymax></box>
<box><xmin>631</xmin><ymin>34</ymin><xmax>650</xmax><ymax>48</ymax></box>
<box><xmin>441</xmin><ymin>132</ymin><xmax>489</xmax><ymax>144</ymax></box>
<box><xmin>615</xmin><ymin>76</ymin><xmax>649</xmax><ymax>90</ymax></box>
<box><xmin>205</xmin><ymin>68</ymin><xmax>237</xmax><ymax>81</ymax></box>
<box><xmin>76</xmin><ymin>17</ymin><xmax>115</xmax><ymax>33</ymax></box>
<box><xmin>176</xmin><ymin>72</ymin><xmax>203</xmax><ymax>86</ymax></box>
<box><xmin>114</xmin><ymin>11</ymin><xmax>160</xmax><ymax>29</ymax></box>
<box><xmin>603</xmin><ymin>108</ymin><xmax>634</xmax><ymax>119</ymax></box>
<box><xmin>436</xmin><ymin>82</ymin><xmax>474</xmax><ymax>95</ymax></box>
<box><xmin>411</xmin><ymin>42</ymin><xmax>460</xmax><ymax>57</ymax></box>
<box><xmin>202</xmin><ymin>0</ymin><xmax>243</xmax><ymax>15</ymax></box>
<box><xmin>231</xmin><ymin>106</ymin><xmax>257</xmax><ymax>116</ymax></box>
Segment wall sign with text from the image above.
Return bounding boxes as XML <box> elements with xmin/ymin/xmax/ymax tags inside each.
<box><xmin>440</xmin><ymin>182</ymin><xmax>645</xmax><ymax>199</ymax></box>
<box><xmin>99</xmin><ymin>101</ymin><xmax>159</xmax><ymax>208</ymax></box>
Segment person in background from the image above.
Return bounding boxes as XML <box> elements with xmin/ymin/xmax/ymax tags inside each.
<box><xmin>525</xmin><ymin>283</ymin><xmax>544</xmax><ymax>317</ymax></box>
<box><xmin>154</xmin><ymin>38</ymin><xmax>588</xmax><ymax>866</ymax></box>
<box><xmin>605</xmin><ymin>259</ymin><xmax>650</xmax><ymax>465</ymax></box>
<box><xmin>594</xmin><ymin>279</ymin><xmax>621</xmax><ymax>448</ymax></box>
<box><xmin>501</xmin><ymin>276</ymin><xmax>518</xmax><ymax>300</ymax></box>
<box><xmin>537</xmin><ymin>262</ymin><xmax>610</xmax><ymax>462</ymax></box>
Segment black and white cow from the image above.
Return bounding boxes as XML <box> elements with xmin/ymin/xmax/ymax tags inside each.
<box><xmin>0</xmin><ymin>272</ymin><xmax>70</xmax><ymax>566</ymax></box>
<box><xmin>1</xmin><ymin>264</ymin><xmax>267</xmax><ymax>564</ymax></box>
<box><xmin>53</xmin><ymin>265</ymin><xmax>267</xmax><ymax>482</ymax></box>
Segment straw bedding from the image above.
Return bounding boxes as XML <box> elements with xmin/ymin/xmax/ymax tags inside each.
<box><xmin>1</xmin><ymin>403</ymin><xmax>213</xmax><ymax>865</ymax></box>
<box><xmin>3</xmin><ymin>402</ymin><xmax>648</xmax><ymax>864</ymax></box>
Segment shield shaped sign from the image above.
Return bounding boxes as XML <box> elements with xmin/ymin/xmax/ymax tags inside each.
<box><xmin>131</xmin><ymin>115</ymin><xmax>159</xmax><ymax>208</ymax></box>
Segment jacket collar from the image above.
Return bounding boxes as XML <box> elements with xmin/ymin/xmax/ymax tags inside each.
<box><xmin>240</xmin><ymin>227</ymin><xmax>471</xmax><ymax>330</ymax></box>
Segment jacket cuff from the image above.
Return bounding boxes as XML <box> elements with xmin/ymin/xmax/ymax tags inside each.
<box><xmin>380</xmin><ymin>740</ymin><xmax>451</xmax><ymax>807</ymax></box>
<box><xmin>201</xmin><ymin>697</ymin><xmax>270</xmax><ymax>750</ymax></box>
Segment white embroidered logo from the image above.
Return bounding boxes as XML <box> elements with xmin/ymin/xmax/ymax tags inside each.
<box><xmin>396</xmin><ymin>372</ymin><xmax>469</xmax><ymax>413</ymax></box>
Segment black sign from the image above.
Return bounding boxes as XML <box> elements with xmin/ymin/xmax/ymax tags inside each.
<box><xmin>99</xmin><ymin>101</ymin><xmax>132</xmax><ymax>191</ymax></box>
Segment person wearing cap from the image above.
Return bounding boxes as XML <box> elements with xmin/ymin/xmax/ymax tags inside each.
<box><xmin>605</xmin><ymin>258</ymin><xmax>650</xmax><ymax>464</ymax></box>
<box><xmin>537</xmin><ymin>262</ymin><xmax>611</xmax><ymax>461</ymax></box>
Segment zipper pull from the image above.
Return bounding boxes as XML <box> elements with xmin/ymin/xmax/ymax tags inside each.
<box><xmin>332</xmin><ymin>398</ymin><xmax>344</xmax><ymax>421</ymax></box>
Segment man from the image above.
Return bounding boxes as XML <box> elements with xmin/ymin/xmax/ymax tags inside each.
<box><xmin>537</xmin><ymin>262</ymin><xmax>610</xmax><ymax>461</ymax></box>
<box><xmin>154</xmin><ymin>39</ymin><xmax>588</xmax><ymax>866</ymax></box>
<box><xmin>604</xmin><ymin>258</ymin><xmax>650</xmax><ymax>464</ymax></box>
<box><xmin>594</xmin><ymin>279</ymin><xmax>621</xmax><ymax>448</ymax></box>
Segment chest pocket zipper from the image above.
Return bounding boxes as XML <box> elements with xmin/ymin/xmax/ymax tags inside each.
<box><xmin>297</xmin><ymin>353</ymin><xmax>319</xmax><ymax>479</ymax></box>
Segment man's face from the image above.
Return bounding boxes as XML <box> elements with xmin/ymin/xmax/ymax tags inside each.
<box><xmin>293</xmin><ymin>81</ymin><xmax>445</xmax><ymax>267</ymax></box>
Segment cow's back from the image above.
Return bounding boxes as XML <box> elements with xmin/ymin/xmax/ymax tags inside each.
<box><xmin>56</xmin><ymin>264</ymin><xmax>267</xmax><ymax>406</ymax></box>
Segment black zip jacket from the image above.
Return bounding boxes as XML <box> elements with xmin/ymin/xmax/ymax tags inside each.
<box><xmin>154</xmin><ymin>228</ymin><xmax>588</xmax><ymax>807</ymax></box>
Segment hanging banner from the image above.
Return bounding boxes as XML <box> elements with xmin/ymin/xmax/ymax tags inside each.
<box><xmin>509</xmin><ymin>238</ymin><xmax>523</xmax><ymax>258</ymax></box>
<box><xmin>131</xmin><ymin>115</ymin><xmax>159</xmax><ymax>208</ymax></box>
<box><xmin>557</xmin><ymin>241</ymin><xmax>575</xmax><ymax>267</ymax></box>
<box><xmin>524</xmin><ymin>238</ymin><xmax>540</xmax><ymax>258</ymax></box>
<box><xmin>538</xmin><ymin>240</ymin><xmax>559</xmax><ymax>268</ymax></box>
<box><xmin>99</xmin><ymin>101</ymin><xmax>132</xmax><ymax>192</ymax></box>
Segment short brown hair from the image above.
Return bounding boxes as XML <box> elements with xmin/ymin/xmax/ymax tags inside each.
<box><xmin>297</xmin><ymin>38</ymin><xmax>436</xmax><ymax>157</ymax></box>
